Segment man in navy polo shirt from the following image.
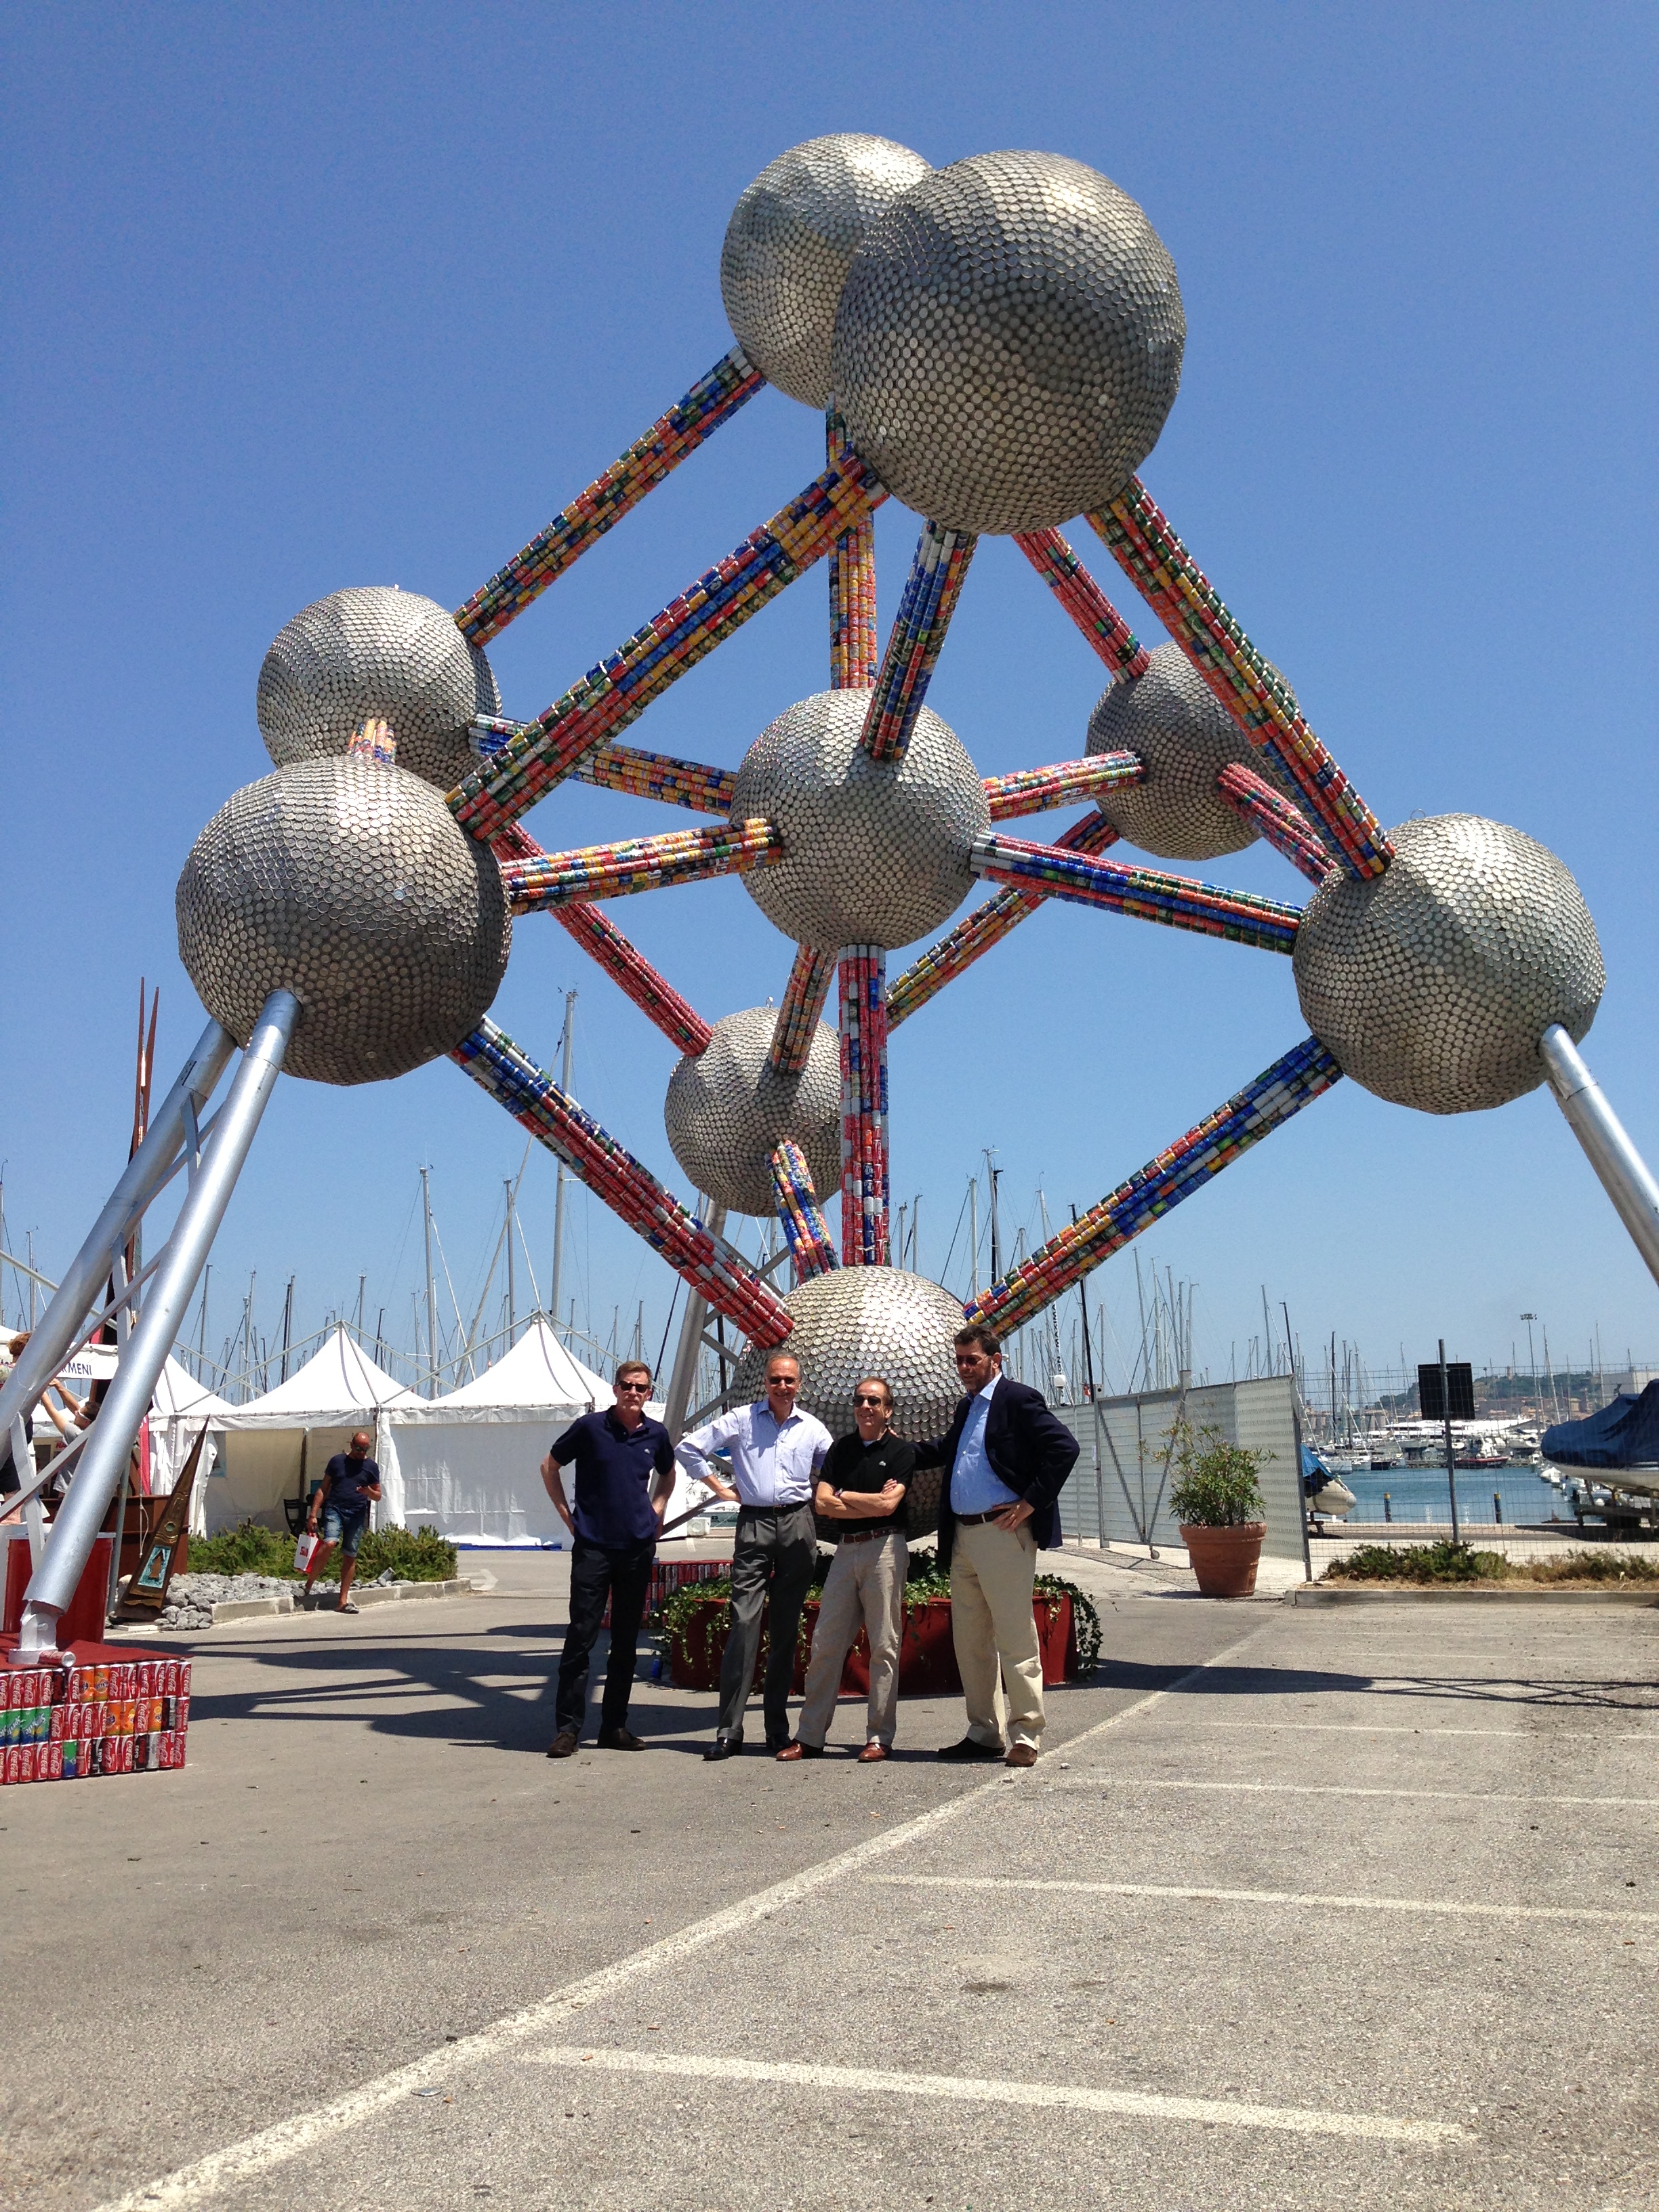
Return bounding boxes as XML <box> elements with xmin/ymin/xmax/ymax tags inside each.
<box><xmin>540</xmin><ymin>1361</ymin><xmax>675</xmax><ymax>1758</ymax></box>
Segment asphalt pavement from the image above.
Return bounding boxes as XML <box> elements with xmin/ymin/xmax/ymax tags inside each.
<box><xmin>2</xmin><ymin>1547</ymin><xmax>1656</xmax><ymax>2211</ymax></box>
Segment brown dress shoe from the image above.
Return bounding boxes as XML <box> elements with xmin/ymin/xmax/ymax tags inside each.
<box><xmin>546</xmin><ymin>1727</ymin><xmax>579</xmax><ymax>1759</ymax></box>
<box><xmin>776</xmin><ymin>1741</ymin><xmax>823</xmax><ymax>1761</ymax></box>
<box><xmin>596</xmin><ymin>1725</ymin><xmax>645</xmax><ymax>1750</ymax></box>
<box><xmin>857</xmin><ymin>1742</ymin><xmax>888</xmax><ymax>1763</ymax></box>
<box><xmin>1004</xmin><ymin>1742</ymin><xmax>1038</xmax><ymax>1767</ymax></box>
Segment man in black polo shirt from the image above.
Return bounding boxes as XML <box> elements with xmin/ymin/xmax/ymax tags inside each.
<box><xmin>541</xmin><ymin>1361</ymin><xmax>674</xmax><ymax>1758</ymax></box>
<box><xmin>779</xmin><ymin>1375</ymin><xmax>915</xmax><ymax>1763</ymax></box>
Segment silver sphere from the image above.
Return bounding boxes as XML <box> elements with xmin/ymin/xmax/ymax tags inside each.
<box><xmin>1087</xmin><ymin>643</ymin><xmax>1258</xmax><ymax>860</ymax></box>
<box><xmin>832</xmin><ymin>150</ymin><xmax>1185</xmax><ymax>534</ymax></box>
<box><xmin>663</xmin><ymin>1007</ymin><xmax>841</xmax><ymax>1217</ymax></box>
<box><xmin>1293</xmin><ymin>815</ymin><xmax>1604</xmax><ymax>1115</ymax></box>
<box><xmin>257</xmin><ymin>587</ymin><xmax>499</xmax><ymax>792</ymax></box>
<box><xmin>730</xmin><ymin>689</ymin><xmax>987</xmax><ymax>951</ymax></box>
<box><xmin>177</xmin><ymin>759</ymin><xmax>510</xmax><ymax>1086</ymax></box>
<box><xmin>720</xmin><ymin>134</ymin><xmax>932</xmax><ymax>409</ymax></box>
<box><xmin>731</xmin><ymin>1268</ymin><xmax>965</xmax><ymax>1537</ymax></box>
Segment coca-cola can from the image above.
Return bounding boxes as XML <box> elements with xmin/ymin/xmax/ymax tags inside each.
<box><xmin>49</xmin><ymin>1704</ymin><xmax>65</xmax><ymax>1743</ymax></box>
<box><xmin>42</xmin><ymin>1742</ymin><xmax>62</xmax><ymax>1781</ymax></box>
<box><xmin>159</xmin><ymin>1658</ymin><xmax>179</xmax><ymax>1695</ymax></box>
<box><xmin>116</xmin><ymin>1734</ymin><xmax>133</xmax><ymax>1774</ymax></box>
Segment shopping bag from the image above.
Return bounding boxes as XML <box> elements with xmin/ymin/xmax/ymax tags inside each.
<box><xmin>293</xmin><ymin>1531</ymin><xmax>319</xmax><ymax>1574</ymax></box>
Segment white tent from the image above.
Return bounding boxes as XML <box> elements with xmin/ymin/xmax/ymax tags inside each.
<box><xmin>209</xmin><ymin>1328</ymin><xmax>417</xmax><ymax>1534</ymax></box>
<box><xmin>148</xmin><ymin>1357</ymin><xmax>236</xmax><ymax>1536</ymax></box>
<box><xmin>392</xmin><ymin>1318</ymin><xmax>689</xmax><ymax>1546</ymax></box>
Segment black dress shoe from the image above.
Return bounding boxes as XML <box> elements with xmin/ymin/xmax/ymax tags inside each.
<box><xmin>703</xmin><ymin>1734</ymin><xmax>743</xmax><ymax>1761</ymax></box>
<box><xmin>937</xmin><ymin>1735</ymin><xmax>1005</xmax><ymax>1762</ymax></box>
<box><xmin>546</xmin><ymin>1727</ymin><xmax>579</xmax><ymax>1759</ymax></box>
<box><xmin>596</xmin><ymin>1726</ymin><xmax>646</xmax><ymax>1750</ymax></box>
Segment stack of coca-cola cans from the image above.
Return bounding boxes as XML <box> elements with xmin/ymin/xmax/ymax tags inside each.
<box><xmin>1</xmin><ymin>1647</ymin><xmax>192</xmax><ymax>1784</ymax></box>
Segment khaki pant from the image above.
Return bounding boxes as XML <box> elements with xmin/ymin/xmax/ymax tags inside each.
<box><xmin>796</xmin><ymin>1528</ymin><xmax>907</xmax><ymax>1748</ymax></box>
<box><xmin>950</xmin><ymin>1518</ymin><xmax>1044</xmax><ymax>1750</ymax></box>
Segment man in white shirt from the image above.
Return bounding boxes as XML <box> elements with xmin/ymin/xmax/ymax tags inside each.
<box><xmin>676</xmin><ymin>1351</ymin><xmax>832</xmax><ymax>1760</ymax></box>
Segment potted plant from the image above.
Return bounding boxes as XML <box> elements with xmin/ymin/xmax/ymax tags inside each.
<box><xmin>1167</xmin><ymin>1423</ymin><xmax>1270</xmax><ymax>1598</ymax></box>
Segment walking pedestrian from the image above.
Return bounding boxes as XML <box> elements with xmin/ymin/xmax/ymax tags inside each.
<box><xmin>912</xmin><ymin>1324</ymin><xmax>1078</xmax><ymax>1767</ymax></box>
<box><xmin>676</xmin><ymin>1353</ymin><xmax>831</xmax><ymax>1760</ymax></box>
<box><xmin>302</xmin><ymin>1429</ymin><xmax>383</xmax><ymax>1613</ymax></box>
<box><xmin>540</xmin><ymin>1361</ymin><xmax>674</xmax><ymax>1757</ymax></box>
<box><xmin>779</xmin><ymin>1375</ymin><xmax>913</xmax><ymax>1763</ymax></box>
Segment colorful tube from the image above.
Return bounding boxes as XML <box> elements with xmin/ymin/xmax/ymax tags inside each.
<box><xmin>983</xmin><ymin>753</ymin><xmax>1145</xmax><ymax>822</ymax></box>
<box><xmin>451</xmin><ymin>1020</ymin><xmax>792</xmax><ymax>1347</ymax></box>
<box><xmin>969</xmin><ymin>831</ymin><xmax>1301</xmax><ymax>955</ymax></box>
<box><xmin>551</xmin><ymin>903</ymin><xmax>713</xmax><ymax>1057</ymax></box>
<box><xmin>860</xmin><ymin>521</ymin><xmax>977</xmax><ymax>764</ymax></box>
<box><xmin>1012</xmin><ymin>528</ymin><xmax>1151</xmax><ymax>678</ymax></box>
<box><xmin>839</xmin><ymin>948</ymin><xmax>890</xmax><ymax>1265</ymax></box>
<box><xmin>455</xmin><ymin>348</ymin><xmax>765</xmax><ymax>647</ymax></box>
<box><xmin>500</xmin><ymin>820</ymin><xmax>782</xmax><ymax>912</ymax></box>
<box><xmin>966</xmin><ymin>1036</ymin><xmax>1343</xmax><ymax>1334</ymax></box>
<box><xmin>449</xmin><ymin>450</ymin><xmax>885</xmax><ymax>841</ymax></box>
<box><xmin>827</xmin><ymin>411</ymin><xmax>878</xmax><ymax>689</ymax></box>
<box><xmin>770</xmin><ymin>1138</ymin><xmax>838</xmax><ymax>1282</ymax></box>
<box><xmin>886</xmin><ymin>813</ymin><xmax>1121</xmax><ymax>1029</ymax></box>
<box><xmin>472</xmin><ymin>720</ymin><xmax>739</xmax><ymax>817</ymax></box>
<box><xmin>769</xmin><ymin>944</ymin><xmax>838</xmax><ymax>1074</ymax></box>
<box><xmin>1217</xmin><ymin>763</ymin><xmax>1334</xmax><ymax>887</ymax></box>
<box><xmin>1089</xmin><ymin>483</ymin><xmax>1392</xmax><ymax>880</ymax></box>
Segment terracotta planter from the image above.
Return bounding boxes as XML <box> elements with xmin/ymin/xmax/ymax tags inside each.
<box><xmin>666</xmin><ymin>1597</ymin><xmax>807</xmax><ymax>1693</ymax></box>
<box><xmin>1179</xmin><ymin>1521</ymin><xmax>1267</xmax><ymax>1598</ymax></box>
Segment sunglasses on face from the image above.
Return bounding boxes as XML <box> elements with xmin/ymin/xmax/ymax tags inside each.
<box><xmin>853</xmin><ymin>1395</ymin><xmax>888</xmax><ymax>1409</ymax></box>
<box><xmin>615</xmin><ymin>1381</ymin><xmax>650</xmax><ymax>1394</ymax></box>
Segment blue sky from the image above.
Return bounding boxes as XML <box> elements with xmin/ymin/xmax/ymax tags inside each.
<box><xmin>3</xmin><ymin>3</ymin><xmax>1655</xmax><ymax>1395</ymax></box>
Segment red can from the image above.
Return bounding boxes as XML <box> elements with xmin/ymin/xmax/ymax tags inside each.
<box><xmin>42</xmin><ymin>1742</ymin><xmax>62</xmax><ymax>1781</ymax></box>
<box><xmin>45</xmin><ymin>1665</ymin><xmax>67</xmax><ymax>1705</ymax></box>
<box><xmin>177</xmin><ymin>1694</ymin><xmax>190</xmax><ymax>1729</ymax></box>
<box><xmin>12</xmin><ymin>1668</ymin><xmax>39</xmax><ymax>1709</ymax></box>
<box><xmin>17</xmin><ymin>1744</ymin><xmax>36</xmax><ymax>1783</ymax></box>
<box><xmin>112</xmin><ymin>1734</ymin><xmax>130</xmax><ymax>1774</ymax></box>
<box><xmin>49</xmin><ymin>1704</ymin><xmax>64</xmax><ymax>1743</ymax></box>
<box><xmin>177</xmin><ymin>1658</ymin><xmax>192</xmax><ymax>1700</ymax></box>
<box><xmin>2</xmin><ymin>1744</ymin><xmax>17</xmax><ymax>1785</ymax></box>
<box><xmin>171</xmin><ymin>1729</ymin><xmax>187</xmax><ymax>1767</ymax></box>
<box><xmin>135</xmin><ymin>1660</ymin><xmax>153</xmax><ymax>1697</ymax></box>
<box><xmin>159</xmin><ymin>1658</ymin><xmax>179</xmax><ymax>1696</ymax></box>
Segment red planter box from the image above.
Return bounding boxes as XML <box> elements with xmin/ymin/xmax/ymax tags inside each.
<box><xmin>666</xmin><ymin>1591</ymin><xmax>1075</xmax><ymax>1696</ymax></box>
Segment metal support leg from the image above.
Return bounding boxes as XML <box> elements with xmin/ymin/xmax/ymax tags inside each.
<box><xmin>12</xmin><ymin>991</ymin><xmax>298</xmax><ymax>1658</ymax></box>
<box><xmin>663</xmin><ymin>1200</ymin><xmax>727</xmax><ymax>1441</ymax></box>
<box><xmin>1540</xmin><ymin>1024</ymin><xmax>1659</xmax><ymax>1288</ymax></box>
<box><xmin>0</xmin><ymin>1017</ymin><xmax>234</xmax><ymax>1452</ymax></box>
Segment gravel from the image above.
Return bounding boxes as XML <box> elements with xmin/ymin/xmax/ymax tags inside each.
<box><xmin>157</xmin><ymin>1568</ymin><xmax>401</xmax><ymax>1630</ymax></box>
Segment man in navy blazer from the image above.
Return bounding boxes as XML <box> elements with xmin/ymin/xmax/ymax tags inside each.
<box><xmin>912</xmin><ymin>1322</ymin><xmax>1079</xmax><ymax>1767</ymax></box>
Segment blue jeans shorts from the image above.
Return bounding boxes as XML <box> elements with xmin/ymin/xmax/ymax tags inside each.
<box><xmin>321</xmin><ymin>1504</ymin><xmax>369</xmax><ymax>1556</ymax></box>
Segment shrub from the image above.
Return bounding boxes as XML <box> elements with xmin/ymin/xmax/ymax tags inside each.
<box><xmin>1166</xmin><ymin>1422</ymin><xmax>1267</xmax><ymax>1528</ymax></box>
<box><xmin>1514</xmin><ymin>1549</ymin><xmax>1659</xmax><ymax>1583</ymax></box>
<box><xmin>354</xmin><ymin>1525</ymin><xmax>457</xmax><ymax>1582</ymax></box>
<box><xmin>1326</xmin><ymin>1541</ymin><xmax>1506</xmax><ymax>1584</ymax></box>
<box><xmin>179</xmin><ymin>1518</ymin><xmax>455</xmax><ymax>1582</ymax></box>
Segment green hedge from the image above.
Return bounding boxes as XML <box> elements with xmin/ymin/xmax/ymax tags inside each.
<box><xmin>184</xmin><ymin>1519</ymin><xmax>457</xmax><ymax>1583</ymax></box>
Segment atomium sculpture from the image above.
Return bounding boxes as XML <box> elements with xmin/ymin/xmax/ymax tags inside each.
<box><xmin>8</xmin><ymin>132</ymin><xmax>1654</xmax><ymax>1648</ymax></box>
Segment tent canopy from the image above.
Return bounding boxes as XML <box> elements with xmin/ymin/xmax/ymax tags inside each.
<box><xmin>206</xmin><ymin>1327</ymin><xmax>414</xmax><ymax>1534</ymax></box>
<box><xmin>398</xmin><ymin>1318</ymin><xmax>608</xmax><ymax>1425</ymax></box>
<box><xmin>1543</xmin><ymin>1385</ymin><xmax>1659</xmax><ymax>1471</ymax></box>
<box><xmin>216</xmin><ymin>1328</ymin><xmax>417</xmax><ymax>1429</ymax></box>
<box><xmin>391</xmin><ymin>1319</ymin><xmax>679</xmax><ymax>1545</ymax></box>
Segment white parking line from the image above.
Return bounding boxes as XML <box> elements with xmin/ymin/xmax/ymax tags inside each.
<box><xmin>1054</xmin><ymin>1777</ymin><xmax>1659</xmax><ymax>1808</ymax></box>
<box><xmin>1161</xmin><ymin>1720</ymin><xmax>1659</xmax><ymax>1740</ymax></box>
<box><xmin>869</xmin><ymin>1873</ymin><xmax>1659</xmax><ymax>1925</ymax></box>
<box><xmin>88</xmin><ymin>1622</ymin><xmax>1273</xmax><ymax>2212</ymax></box>
<box><xmin>525</xmin><ymin>2044</ymin><xmax>1462</xmax><ymax>2144</ymax></box>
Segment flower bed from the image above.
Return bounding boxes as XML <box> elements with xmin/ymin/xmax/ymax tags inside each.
<box><xmin>660</xmin><ymin>1550</ymin><xmax>1101</xmax><ymax>1696</ymax></box>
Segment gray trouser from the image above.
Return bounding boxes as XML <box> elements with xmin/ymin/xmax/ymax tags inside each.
<box><xmin>797</xmin><ymin>1526</ymin><xmax>907</xmax><ymax>1748</ymax></box>
<box><xmin>718</xmin><ymin>1502</ymin><xmax>817</xmax><ymax>1742</ymax></box>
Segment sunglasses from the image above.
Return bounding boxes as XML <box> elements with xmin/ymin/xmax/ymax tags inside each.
<box><xmin>853</xmin><ymin>1395</ymin><xmax>888</xmax><ymax>1409</ymax></box>
<box><xmin>615</xmin><ymin>1380</ymin><xmax>650</xmax><ymax>1393</ymax></box>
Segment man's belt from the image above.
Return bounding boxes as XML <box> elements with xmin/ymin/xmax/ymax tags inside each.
<box><xmin>953</xmin><ymin>1507</ymin><xmax>1019</xmax><ymax>1526</ymax></box>
<box><xmin>838</xmin><ymin>1525</ymin><xmax>899</xmax><ymax>1545</ymax></box>
<box><xmin>737</xmin><ymin>1500</ymin><xmax>813</xmax><ymax>1513</ymax></box>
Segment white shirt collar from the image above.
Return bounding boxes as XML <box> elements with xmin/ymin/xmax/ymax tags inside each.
<box><xmin>975</xmin><ymin>1376</ymin><xmax>999</xmax><ymax>1403</ymax></box>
